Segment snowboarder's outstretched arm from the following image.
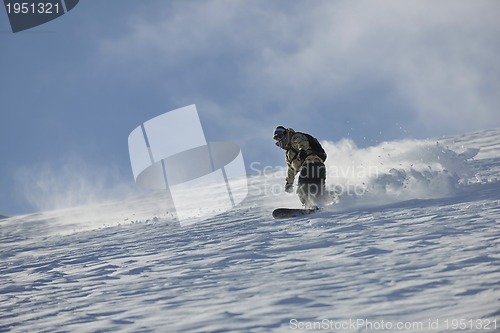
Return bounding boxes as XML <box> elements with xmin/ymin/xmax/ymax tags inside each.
<box><xmin>284</xmin><ymin>133</ymin><xmax>311</xmax><ymax>186</ymax></box>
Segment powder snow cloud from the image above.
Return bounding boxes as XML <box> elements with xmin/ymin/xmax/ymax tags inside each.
<box><xmin>1</xmin><ymin>0</ymin><xmax>499</xmax><ymax>215</ymax></box>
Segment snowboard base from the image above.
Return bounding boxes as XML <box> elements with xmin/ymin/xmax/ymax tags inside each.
<box><xmin>272</xmin><ymin>207</ymin><xmax>320</xmax><ymax>219</ymax></box>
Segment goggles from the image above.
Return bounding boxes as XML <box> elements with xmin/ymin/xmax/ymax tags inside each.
<box><xmin>273</xmin><ymin>127</ymin><xmax>287</xmax><ymax>147</ymax></box>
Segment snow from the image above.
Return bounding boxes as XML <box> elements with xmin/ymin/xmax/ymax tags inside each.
<box><xmin>1</xmin><ymin>128</ymin><xmax>499</xmax><ymax>332</ymax></box>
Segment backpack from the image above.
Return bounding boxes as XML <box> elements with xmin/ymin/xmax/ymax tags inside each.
<box><xmin>296</xmin><ymin>132</ymin><xmax>327</xmax><ymax>162</ymax></box>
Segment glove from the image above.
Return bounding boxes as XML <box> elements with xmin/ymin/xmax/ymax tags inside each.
<box><xmin>285</xmin><ymin>183</ymin><xmax>294</xmax><ymax>193</ymax></box>
<box><xmin>298</xmin><ymin>149</ymin><xmax>308</xmax><ymax>161</ymax></box>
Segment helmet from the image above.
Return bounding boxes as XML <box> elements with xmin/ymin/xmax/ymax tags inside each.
<box><xmin>273</xmin><ymin>126</ymin><xmax>288</xmax><ymax>148</ymax></box>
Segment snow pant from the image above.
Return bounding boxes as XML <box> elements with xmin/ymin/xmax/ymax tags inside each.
<box><xmin>297</xmin><ymin>161</ymin><xmax>326</xmax><ymax>208</ymax></box>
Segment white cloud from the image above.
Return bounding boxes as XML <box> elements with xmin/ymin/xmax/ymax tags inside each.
<box><xmin>97</xmin><ymin>0</ymin><xmax>500</xmax><ymax>138</ymax></box>
<box><xmin>256</xmin><ymin>0</ymin><xmax>500</xmax><ymax>131</ymax></box>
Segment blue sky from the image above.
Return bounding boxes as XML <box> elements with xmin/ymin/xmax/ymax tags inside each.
<box><xmin>1</xmin><ymin>0</ymin><xmax>499</xmax><ymax>215</ymax></box>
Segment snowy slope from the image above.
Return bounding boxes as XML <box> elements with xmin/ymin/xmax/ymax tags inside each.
<box><xmin>1</xmin><ymin>129</ymin><xmax>499</xmax><ymax>332</ymax></box>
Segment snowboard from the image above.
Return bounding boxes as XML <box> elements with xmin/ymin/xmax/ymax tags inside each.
<box><xmin>272</xmin><ymin>207</ymin><xmax>320</xmax><ymax>219</ymax></box>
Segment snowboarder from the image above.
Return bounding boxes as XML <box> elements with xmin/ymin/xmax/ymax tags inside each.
<box><xmin>273</xmin><ymin>126</ymin><xmax>328</xmax><ymax>209</ymax></box>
